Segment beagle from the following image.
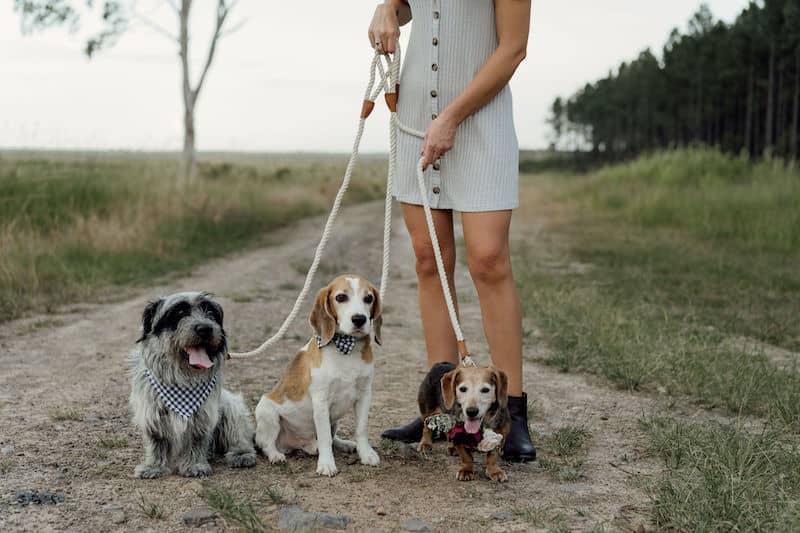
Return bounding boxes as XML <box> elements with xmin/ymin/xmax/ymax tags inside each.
<box><xmin>254</xmin><ymin>275</ymin><xmax>382</xmax><ymax>476</ymax></box>
<box><xmin>418</xmin><ymin>362</ymin><xmax>510</xmax><ymax>482</ymax></box>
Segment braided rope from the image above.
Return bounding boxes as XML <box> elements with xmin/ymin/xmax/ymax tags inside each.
<box><xmin>233</xmin><ymin>44</ymin><xmax>474</xmax><ymax>366</ymax></box>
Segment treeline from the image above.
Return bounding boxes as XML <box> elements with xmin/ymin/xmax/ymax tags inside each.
<box><xmin>550</xmin><ymin>1</ymin><xmax>800</xmax><ymax>160</ymax></box>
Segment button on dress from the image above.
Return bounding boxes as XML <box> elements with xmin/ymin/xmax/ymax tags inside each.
<box><xmin>394</xmin><ymin>0</ymin><xmax>519</xmax><ymax>212</ymax></box>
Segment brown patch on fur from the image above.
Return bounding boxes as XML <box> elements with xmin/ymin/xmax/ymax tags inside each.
<box><xmin>266</xmin><ymin>342</ymin><xmax>323</xmax><ymax>404</ymax></box>
<box><xmin>360</xmin><ymin>340</ymin><xmax>373</xmax><ymax>364</ymax></box>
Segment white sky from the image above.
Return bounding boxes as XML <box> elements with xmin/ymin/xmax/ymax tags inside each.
<box><xmin>0</xmin><ymin>0</ymin><xmax>749</xmax><ymax>153</ymax></box>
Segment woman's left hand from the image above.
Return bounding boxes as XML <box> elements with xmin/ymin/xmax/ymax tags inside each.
<box><xmin>421</xmin><ymin>114</ymin><xmax>457</xmax><ymax>170</ymax></box>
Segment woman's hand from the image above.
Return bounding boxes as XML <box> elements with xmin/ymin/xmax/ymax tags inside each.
<box><xmin>368</xmin><ymin>2</ymin><xmax>401</xmax><ymax>54</ymax></box>
<box><xmin>421</xmin><ymin>113</ymin><xmax>458</xmax><ymax>170</ymax></box>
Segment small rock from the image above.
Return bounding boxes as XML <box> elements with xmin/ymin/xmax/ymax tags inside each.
<box><xmin>182</xmin><ymin>508</ymin><xmax>218</xmax><ymax>527</ymax></box>
<box><xmin>84</xmin><ymin>415</ymin><xmax>102</xmax><ymax>424</ymax></box>
<box><xmin>400</xmin><ymin>518</ymin><xmax>432</xmax><ymax>532</ymax></box>
<box><xmin>397</xmin><ymin>443</ymin><xmax>417</xmax><ymax>459</ymax></box>
<box><xmin>376</xmin><ymin>507</ymin><xmax>387</xmax><ymax>516</ymax></box>
<box><xmin>1</xmin><ymin>446</ymin><xmax>14</xmax><ymax>455</ymax></box>
<box><xmin>491</xmin><ymin>511</ymin><xmax>513</xmax><ymax>521</ymax></box>
<box><xmin>15</xmin><ymin>490</ymin><xmax>65</xmax><ymax>505</ymax></box>
<box><xmin>110</xmin><ymin>511</ymin><xmax>127</xmax><ymax>525</ymax></box>
<box><xmin>103</xmin><ymin>503</ymin><xmax>123</xmax><ymax>513</ymax></box>
<box><xmin>278</xmin><ymin>506</ymin><xmax>350</xmax><ymax>530</ymax></box>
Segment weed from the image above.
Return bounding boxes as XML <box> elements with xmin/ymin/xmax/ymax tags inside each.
<box><xmin>514</xmin><ymin>504</ymin><xmax>555</xmax><ymax>527</ymax></box>
<box><xmin>204</xmin><ymin>486</ymin><xmax>270</xmax><ymax>533</ymax></box>
<box><xmin>137</xmin><ymin>493</ymin><xmax>164</xmax><ymax>520</ymax></box>
<box><xmin>50</xmin><ymin>408</ymin><xmax>82</xmax><ymax>421</ymax></box>
<box><xmin>263</xmin><ymin>485</ymin><xmax>289</xmax><ymax>505</ymax></box>
<box><xmin>96</xmin><ymin>436</ymin><xmax>128</xmax><ymax>449</ymax></box>
<box><xmin>0</xmin><ymin>458</ymin><xmax>12</xmax><ymax>474</ymax></box>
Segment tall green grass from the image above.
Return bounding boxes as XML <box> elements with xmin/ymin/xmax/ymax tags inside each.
<box><xmin>579</xmin><ymin>149</ymin><xmax>800</xmax><ymax>254</ymax></box>
<box><xmin>517</xmin><ymin>148</ymin><xmax>800</xmax><ymax>422</ymax></box>
<box><xmin>0</xmin><ymin>153</ymin><xmax>387</xmax><ymax>321</ymax></box>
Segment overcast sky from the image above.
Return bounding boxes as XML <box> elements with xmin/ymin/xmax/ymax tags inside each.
<box><xmin>0</xmin><ymin>0</ymin><xmax>750</xmax><ymax>153</ymax></box>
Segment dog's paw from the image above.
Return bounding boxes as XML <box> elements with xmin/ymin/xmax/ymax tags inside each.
<box><xmin>179</xmin><ymin>462</ymin><xmax>212</xmax><ymax>478</ymax></box>
<box><xmin>134</xmin><ymin>463</ymin><xmax>169</xmax><ymax>479</ymax></box>
<box><xmin>316</xmin><ymin>457</ymin><xmax>338</xmax><ymax>477</ymax></box>
<box><xmin>229</xmin><ymin>452</ymin><xmax>257</xmax><ymax>469</ymax></box>
<box><xmin>486</xmin><ymin>467</ymin><xmax>508</xmax><ymax>483</ymax></box>
<box><xmin>358</xmin><ymin>446</ymin><xmax>380</xmax><ymax>466</ymax></box>
<box><xmin>456</xmin><ymin>467</ymin><xmax>474</xmax><ymax>481</ymax></box>
<box><xmin>417</xmin><ymin>441</ymin><xmax>432</xmax><ymax>454</ymax></box>
<box><xmin>267</xmin><ymin>451</ymin><xmax>287</xmax><ymax>464</ymax></box>
<box><xmin>333</xmin><ymin>438</ymin><xmax>357</xmax><ymax>454</ymax></box>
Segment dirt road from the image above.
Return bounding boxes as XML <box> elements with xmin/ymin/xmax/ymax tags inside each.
<box><xmin>0</xmin><ymin>200</ymin><xmax>663</xmax><ymax>531</ymax></box>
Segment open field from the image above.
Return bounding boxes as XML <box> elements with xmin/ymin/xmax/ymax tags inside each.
<box><xmin>0</xmin><ymin>148</ymin><xmax>798</xmax><ymax>531</ymax></box>
<box><xmin>0</xmin><ymin>152</ymin><xmax>387</xmax><ymax>322</ymax></box>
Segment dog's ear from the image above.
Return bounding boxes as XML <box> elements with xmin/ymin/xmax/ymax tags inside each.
<box><xmin>441</xmin><ymin>368</ymin><xmax>461</xmax><ymax>410</ymax></box>
<box><xmin>137</xmin><ymin>298</ymin><xmax>163</xmax><ymax>343</ymax></box>
<box><xmin>490</xmin><ymin>366</ymin><xmax>509</xmax><ymax>408</ymax></box>
<box><xmin>368</xmin><ymin>282</ymin><xmax>382</xmax><ymax>345</ymax></box>
<box><xmin>309</xmin><ymin>285</ymin><xmax>336</xmax><ymax>345</ymax></box>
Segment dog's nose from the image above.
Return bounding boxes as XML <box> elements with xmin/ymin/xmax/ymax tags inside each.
<box><xmin>466</xmin><ymin>407</ymin><xmax>479</xmax><ymax>418</ymax></box>
<box><xmin>351</xmin><ymin>314</ymin><xmax>367</xmax><ymax>328</ymax></box>
<box><xmin>194</xmin><ymin>324</ymin><xmax>213</xmax><ymax>338</ymax></box>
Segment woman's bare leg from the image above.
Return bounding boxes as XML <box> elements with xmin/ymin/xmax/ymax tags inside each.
<box><xmin>401</xmin><ymin>202</ymin><xmax>459</xmax><ymax>367</ymax></box>
<box><xmin>461</xmin><ymin>210</ymin><xmax>522</xmax><ymax>396</ymax></box>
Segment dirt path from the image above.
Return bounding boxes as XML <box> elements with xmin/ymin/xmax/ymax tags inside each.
<box><xmin>0</xmin><ymin>199</ymin><xmax>665</xmax><ymax>532</ymax></box>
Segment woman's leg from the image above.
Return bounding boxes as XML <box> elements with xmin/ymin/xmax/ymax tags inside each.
<box><xmin>461</xmin><ymin>210</ymin><xmax>535</xmax><ymax>462</ymax></box>
<box><xmin>401</xmin><ymin>202</ymin><xmax>459</xmax><ymax>367</ymax></box>
<box><xmin>381</xmin><ymin>202</ymin><xmax>458</xmax><ymax>443</ymax></box>
<box><xmin>461</xmin><ymin>210</ymin><xmax>522</xmax><ymax>394</ymax></box>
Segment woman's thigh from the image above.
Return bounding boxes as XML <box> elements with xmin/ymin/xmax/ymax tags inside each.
<box><xmin>400</xmin><ymin>203</ymin><xmax>456</xmax><ymax>265</ymax></box>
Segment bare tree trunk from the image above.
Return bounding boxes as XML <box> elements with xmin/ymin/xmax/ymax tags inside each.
<box><xmin>764</xmin><ymin>38</ymin><xmax>776</xmax><ymax>157</ymax></box>
<box><xmin>174</xmin><ymin>0</ymin><xmax>236</xmax><ymax>187</ymax></box>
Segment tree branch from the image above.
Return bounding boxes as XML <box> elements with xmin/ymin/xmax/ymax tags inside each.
<box><xmin>193</xmin><ymin>0</ymin><xmax>236</xmax><ymax>96</ymax></box>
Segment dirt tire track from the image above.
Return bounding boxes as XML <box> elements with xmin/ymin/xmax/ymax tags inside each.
<box><xmin>0</xmin><ymin>200</ymin><xmax>663</xmax><ymax>532</ymax></box>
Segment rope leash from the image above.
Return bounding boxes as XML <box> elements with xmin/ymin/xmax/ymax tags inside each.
<box><xmin>233</xmin><ymin>45</ymin><xmax>476</xmax><ymax>367</ymax></box>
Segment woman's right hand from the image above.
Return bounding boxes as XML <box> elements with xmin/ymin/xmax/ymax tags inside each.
<box><xmin>368</xmin><ymin>2</ymin><xmax>401</xmax><ymax>54</ymax></box>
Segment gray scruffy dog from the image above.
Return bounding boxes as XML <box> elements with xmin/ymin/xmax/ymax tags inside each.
<box><xmin>129</xmin><ymin>291</ymin><xmax>256</xmax><ymax>478</ymax></box>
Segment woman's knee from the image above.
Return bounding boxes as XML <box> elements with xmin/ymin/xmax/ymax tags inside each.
<box><xmin>467</xmin><ymin>246</ymin><xmax>512</xmax><ymax>285</ymax></box>
<box><xmin>412</xmin><ymin>239</ymin><xmax>454</xmax><ymax>279</ymax></box>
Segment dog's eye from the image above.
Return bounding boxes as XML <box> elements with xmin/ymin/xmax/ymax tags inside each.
<box><xmin>458</xmin><ymin>385</ymin><xmax>467</xmax><ymax>393</ymax></box>
<box><xmin>335</xmin><ymin>294</ymin><xmax>348</xmax><ymax>303</ymax></box>
<box><xmin>480</xmin><ymin>387</ymin><xmax>491</xmax><ymax>394</ymax></box>
<box><xmin>363</xmin><ymin>294</ymin><xmax>374</xmax><ymax>304</ymax></box>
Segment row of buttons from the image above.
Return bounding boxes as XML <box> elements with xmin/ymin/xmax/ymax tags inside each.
<box><xmin>430</xmin><ymin>4</ymin><xmax>441</xmax><ymax>198</ymax></box>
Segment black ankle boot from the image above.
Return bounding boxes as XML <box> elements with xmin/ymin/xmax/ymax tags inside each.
<box><xmin>503</xmin><ymin>393</ymin><xmax>536</xmax><ymax>462</ymax></box>
<box><xmin>381</xmin><ymin>417</ymin><xmax>424</xmax><ymax>443</ymax></box>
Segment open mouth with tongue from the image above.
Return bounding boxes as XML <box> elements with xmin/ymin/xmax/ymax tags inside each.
<box><xmin>183</xmin><ymin>346</ymin><xmax>214</xmax><ymax>369</ymax></box>
<box><xmin>463</xmin><ymin>418</ymin><xmax>482</xmax><ymax>434</ymax></box>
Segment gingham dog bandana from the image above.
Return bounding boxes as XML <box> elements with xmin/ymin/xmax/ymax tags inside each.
<box><xmin>144</xmin><ymin>368</ymin><xmax>217</xmax><ymax>419</ymax></box>
<box><xmin>316</xmin><ymin>333</ymin><xmax>357</xmax><ymax>355</ymax></box>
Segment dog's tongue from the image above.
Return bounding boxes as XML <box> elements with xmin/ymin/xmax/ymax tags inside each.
<box><xmin>464</xmin><ymin>419</ymin><xmax>481</xmax><ymax>434</ymax></box>
<box><xmin>186</xmin><ymin>347</ymin><xmax>213</xmax><ymax>369</ymax></box>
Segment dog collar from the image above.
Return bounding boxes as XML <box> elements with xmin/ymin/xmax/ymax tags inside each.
<box><xmin>316</xmin><ymin>333</ymin><xmax>357</xmax><ymax>355</ymax></box>
<box><xmin>144</xmin><ymin>368</ymin><xmax>217</xmax><ymax>419</ymax></box>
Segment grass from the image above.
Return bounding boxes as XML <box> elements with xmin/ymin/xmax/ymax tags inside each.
<box><xmin>640</xmin><ymin>415</ymin><xmax>800</xmax><ymax>531</ymax></box>
<box><xmin>0</xmin><ymin>458</ymin><xmax>12</xmax><ymax>474</ymax></box>
<box><xmin>96</xmin><ymin>436</ymin><xmax>128</xmax><ymax>449</ymax></box>
<box><xmin>537</xmin><ymin>425</ymin><xmax>592</xmax><ymax>482</ymax></box>
<box><xmin>203</xmin><ymin>486</ymin><xmax>271</xmax><ymax>533</ymax></box>
<box><xmin>263</xmin><ymin>485</ymin><xmax>290</xmax><ymax>505</ymax></box>
<box><xmin>0</xmin><ymin>152</ymin><xmax>387</xmax><ymax>321</ymax></box>
<box><xmin>137</xmin><ymin>493</ymin><xmax>164</xmax><ymax>520</ymax></box>
<box><xmin>50</xmin><ymin>408</ymin><xmax>82</xmax><ymax>421</ymax></box>
<box><xmin>518</xmin><ymin>148</ymin><xmax>800</xmax><ymax>426</ymax></box>
<box><xmin>516</xmin><ymin>148</ymin><xmax>800</xmax><ymax>530</ymax></box>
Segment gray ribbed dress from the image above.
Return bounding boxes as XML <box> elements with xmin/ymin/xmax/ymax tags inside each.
<box><xmin>394</xmin><ymin>0</ymin><xmax>519</xmax><ymax>212</ymax></box>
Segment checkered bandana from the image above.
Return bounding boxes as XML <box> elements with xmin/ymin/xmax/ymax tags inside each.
<box><xmin>316</xmin><ymin>333</ymin><xmax>357</xmax><ymax>355</ymax></box>
<box><xmin>144</xmin><ymin>368</ymin><xmax>217</xmax><ymax>419</ymax></box>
